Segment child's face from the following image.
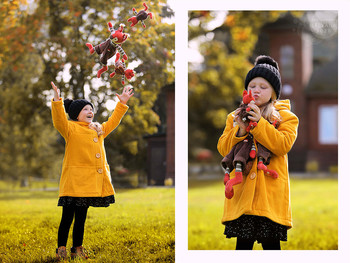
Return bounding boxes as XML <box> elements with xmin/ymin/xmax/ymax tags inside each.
<box><xmin>77</xmin><ymin>105</ymin><xmax>94</xmax><ymax>123</ymax></box>
<box><xmin>247</xmin><ymin>77</ymin><xmax>274</xmax><ymax>106</ymax></box>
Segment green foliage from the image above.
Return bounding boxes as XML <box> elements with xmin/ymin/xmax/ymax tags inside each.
<box><xmin>0</xmin><ymin>52</ymin><xmax>59</xmax><ymax>180</ymax></box>
<box><xmin>0</xmin><ymin>187</ymin><xmax>175</xmax><ymax>262</ymax></box>
<box><xmin>0</xmin><ymin>0</ymin><xmax>174</xmax><ymax>180</ymax></box>
<box><xmin>188</xmin><ymin>178</ymin><xmax>338</xmax><ymax>250</ymax></box>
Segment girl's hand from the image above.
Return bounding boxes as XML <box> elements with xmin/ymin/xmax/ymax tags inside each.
<box><xmin>116</xmin><ymin>86</ymin><xmax>134</xmax><ymax>105</ymax></box>
<box><xmin>234</xmin><ymin>108</ymin><xmax>248</xmax><ymax>137</ymax></box>
<box><xmin>51</xmin><ymin>82</ymin><xmax>60</xmax><ymax>101</ymax></box>
<box><xmin>247</xmin><ymin>101</ymin><xmax>261</xmax><ymax>122</ymax></box>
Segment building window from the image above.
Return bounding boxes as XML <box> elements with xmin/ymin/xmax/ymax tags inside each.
<box><xmin>318</xmin><ymin>105</ymin><xmax>338</xmax><ymax>144</ymax></box>
<box><xmin>280</xmin><ymin>45</ymin><xmax>294</xmax><ymax>79</ymax></box>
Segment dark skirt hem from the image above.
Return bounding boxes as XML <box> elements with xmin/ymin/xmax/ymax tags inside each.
<box><xmin>58</xmin><ymin>195</ymin><xmax>115</xmax><ymax>207</ymax></box>
<box><xmin>224</xmin><ymin>214</ymin><xmax>288</xmax><ymax>243</ymax></box>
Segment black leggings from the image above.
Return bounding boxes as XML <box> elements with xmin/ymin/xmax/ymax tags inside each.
<box><xmin>236</xmin><ymin>238</ymin><xmax>281</xmax><ymax>250</ymax></box>
<box><xmin>57</xmin><ymin>206</ymin><xmax>89</xmax><ymax>247</ymax></box>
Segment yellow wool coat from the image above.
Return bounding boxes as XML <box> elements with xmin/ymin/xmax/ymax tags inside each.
<box><xmin>51</xmin><ymin>98</ymin><xmax>128</xmax><ymax>198</ymax></box>
<box><xmin>217</xmin><ymin>100</ymin><xmax>298</xmax><ymax>228</ymax></box>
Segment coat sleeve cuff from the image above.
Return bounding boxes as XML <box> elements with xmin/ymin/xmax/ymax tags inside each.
<box><xmin>116</xmin><ymin>101</ymin><xmax>129</xmax><ymax>112</ymax></box>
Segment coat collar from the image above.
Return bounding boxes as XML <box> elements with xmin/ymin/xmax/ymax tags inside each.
<box><xmin>70</xmin><ymin>120</ymin><xmax>90</xmax><ymax>127</ymax></box>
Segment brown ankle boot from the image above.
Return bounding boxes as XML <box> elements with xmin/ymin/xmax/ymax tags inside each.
<box><xmin>56</xmin><ymin>246</ymin><xmax>67</xmax><ymax>260</ymax></box>
<box><xmin>71</xmin><ymin>246</ymin><xmax>88</xmax><ymax>260</ymax></box>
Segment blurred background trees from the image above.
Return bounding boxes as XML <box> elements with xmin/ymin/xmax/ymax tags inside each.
<box><xmin>0</xmin><ymin>0</ymin><xmax>174</xmax><ymax>182</ymax></box>
<box><xmin>188</xmin><ymin>11</ymin><xmax>338</xmax><ymax>168</ymax></box>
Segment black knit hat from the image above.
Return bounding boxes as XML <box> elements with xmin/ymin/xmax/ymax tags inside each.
<box><xmin>64</xmin><ymin>99</ymin><xmax>94</xmax><ymax>121</ymax></box>
<box><xmin>244</xmin><ymin>55</ymin><xmax>282</xmax><ymax>99</ymax></box>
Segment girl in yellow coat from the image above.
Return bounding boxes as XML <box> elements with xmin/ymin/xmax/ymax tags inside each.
<box><xmin>51</xmin><ymin>82</ymin><xmax>133</xmax><ymax>260</ymax></box>
<box><xmin>217</xmin><ymin>56</ymin><xmax>299</xmax><ymax>250</ymax></box>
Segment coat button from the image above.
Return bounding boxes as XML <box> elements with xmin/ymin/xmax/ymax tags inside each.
<box><xmin>97</xmin><ymin>168</ymin><xmax>103</xmax><ymax>174</ymax></box>
<box><xmin>250</xmin><ymin>172</ymin><xmax>256</xmax><ymax>180</ymax></box>
<box><xmin>96</xmin><ymin>153</ymin><xmax>101</xmax><ymax>158</ymax></box>
<box><xmin>93</xmin><ymin>137</ymin><xmax>98</xmax><ymax>143</ymax></box>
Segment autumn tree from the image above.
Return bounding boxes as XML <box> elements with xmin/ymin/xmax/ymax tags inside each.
<box><xmin>0</xmin><ymin>0</ymin><xmax>57</xmax><ymax>181</ymax></box>
<box><xmin>0</xmin><ymin>0</ymin><xmax>174</xmax><ymax>181</ymax></box>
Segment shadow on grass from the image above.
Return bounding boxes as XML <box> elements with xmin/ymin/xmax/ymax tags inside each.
<box><xmin>0</xmin><ymin>187</ymin><xmax>157</xmax><ymax>201</ymax></box>
<box><xmin>0</xmin><ymin>191</ymin><xmax>59</xmax><ymax>201</ymax></box>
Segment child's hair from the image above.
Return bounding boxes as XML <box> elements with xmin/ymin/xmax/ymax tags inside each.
<box><xmin>260</xmin><ymin>88</ymin><xmax>281</xmax><ymax>125</ymax></box>
<box><xmin>260</xmin><ymin>100</ymin><xmax>281</xmax><ymax>126</ymax></box>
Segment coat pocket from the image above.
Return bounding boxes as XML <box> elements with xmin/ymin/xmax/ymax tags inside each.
<box><xmin>62</xmin><ymin>166</ymin><xmax>101</xmax><ymax>195</ymax></box>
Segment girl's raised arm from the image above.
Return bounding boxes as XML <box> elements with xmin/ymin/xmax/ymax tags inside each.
<box><xmin>102</xmin><ymin>87</ymin><xmax>132</xmax><ymax>138</ymax></box>
<box><xmin>51</xmin><ymin>81</ymin><xmax>70</xmax><ymax>139</ymax></box>
<box><xmin>51</xmin><ymin>81</ymin><xmax>60</xmax><ymax>101</ymax></box>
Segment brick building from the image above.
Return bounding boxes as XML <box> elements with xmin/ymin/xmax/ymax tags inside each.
<box><xmin>258</xmin><ymin>12</ymin><xmax>338</xmax><ymax>172</ymax></box>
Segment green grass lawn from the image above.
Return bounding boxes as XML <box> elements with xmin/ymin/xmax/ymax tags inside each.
<box><xmin>0</xmin><ymin>187</ymin><xmax>175</xmax><ymax>262</ymax></box>
<box><xmin>188</xmin><ymin>178</ymin><xmax>338</xmax><ymax>250</ymax></box>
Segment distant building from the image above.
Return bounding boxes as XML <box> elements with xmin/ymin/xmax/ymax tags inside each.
<box><xmin>145</xmin><ymin>82</ymin><xmax>175</xmax><ymax>185</ymax></box>
<box><xmin>257</xmin><ymin>12</ymin><xmax>338</xmax><ymax>172</ymax></box>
